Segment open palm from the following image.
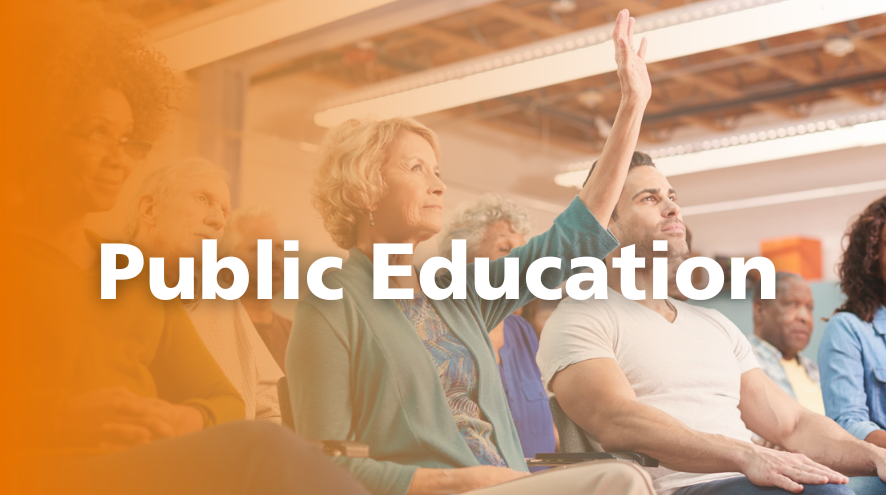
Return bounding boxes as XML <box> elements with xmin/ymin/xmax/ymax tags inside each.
<box><xmin>613</xmin><ymin>9</ymin><xmax>651</xmax><ymax>106</ymax></box>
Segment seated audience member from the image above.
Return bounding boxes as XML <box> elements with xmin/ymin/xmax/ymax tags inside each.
<box><xmin>1</xmin><ymin>3</ymin><xmax>369</xmax><ymax>493</ymax></box>
<box><xmin>589</xmin><ymin>166</ymin><xmax>692</xmax><ymax>302</ymax></box>
<box><xmin>750</xmin><ymin>272</ymin><xmax>824</xmax><ymax>415</ymax></box>
<box><xmin>221</xmin><ymin>205</ymin><xmax>292</xmax><ymax>369</ymax></box>
<box><xmin>288</xmin><ymin>10</ymin><xmax>657</xmax><ymax>495</ymax></box>
<box><xmin>439</xmin><ymin>194</ymin><xmax>558</xmax><ymax>467</ymax></box>
<box><xmin>536</xmin><ymin>152</ymin><xmax>886</xmax><ymax>495</ymax></box>
<box><xmin>130</xmin><ymin>158</ymin><xmax>283</xmax><ymax>423</ymax></box>
<box><xmin>667</xmin><ymin>227</ymin><xmax>692</xmax><ymax>300</ymax></box>
<box><xmin>819</xmin><ymin>195</ymin><xmax>886</xmax><ymax>450</ymax></box>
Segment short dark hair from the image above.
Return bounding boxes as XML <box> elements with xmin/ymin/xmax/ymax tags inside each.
<box><xmin>753</xmin><ymin>271</ymin><xmax>802</xmax><ymax>302</ymax></box>
<box><xmin>582</xmin><ymin>151</ymin><xmax>656</xmax><ymax>188</ymax></box>
<box><xmin>582</xmin><ymin>151</ymin><xmax>656</xmax><ymax>220</ymax></box>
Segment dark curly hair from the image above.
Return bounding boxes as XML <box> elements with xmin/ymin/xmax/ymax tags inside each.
<box><xmin>834</xmin><ymin>194</ymin><xmax>886</xmax><ymax>322</ymax></box>
<box><xmin>2</xmin><ymin>1</ymin><xmax>181</xmax><ymax>191</ymax></box>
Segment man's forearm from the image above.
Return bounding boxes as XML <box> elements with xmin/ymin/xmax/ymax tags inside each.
<box><xmin>866</xmin><ymin>430</ymin><xmax>886</xmax><ymax>449</ymax></box>
<box><xmin>783</xmin><ymin>411</ymin><xmax>883</xmax><ymax>476</ymax></box>
<box><xmin>590</xmin><ymin>398</ymin><xmax>754</xmax><ymax>474</ymax></box>
<box><xmin>578</xmin><ymin>101</ymin><xmax>645</xmax><ymax>227</ymax></box>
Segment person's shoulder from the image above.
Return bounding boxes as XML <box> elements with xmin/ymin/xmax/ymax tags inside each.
<box><xmin>819</xmin><ymin>311</ymin><xmax>872</xmax><ymax>354</ymax></box>
<box><xmin>187</xmin><ymin>297</ymin><xmax>238</xmax><ymax>313</ymax></box>
<box><xmin>828</xmin><ymin>311</ymin><xmax>866</xmax><ymax>325</ymax></box>
<box><xmin>85</xmin><ymin>229</ymin><xmax>117</xmax><ymax>244</ymax></box>
<box><xmin>294</xmin><ymin>292</ymin><xmax>340</xmax><ymax>318</ymax></box>
<box><xmin>824</xmin><ymin>311</ymin><xmax>869</xmax><ymax>335</ymax></box>
<box><xmin>504</xmin><ymin>313</ymin><xmax>533</xmax><ymax>331</ymax></box>
<box><xmin>552</xmin><ymin>293</ymin><xmax>616</xmax><ymax>320</ymax></box>
<box><xmin>676</xmin><ymin>301</ymin><xmax>743</xmax><ymax>333</ymax></box>
<box><xmin>503</xmin><ymin>314</ymin><xmax>541</xmax><ymax>348</ymax></box>
<box><xmin>545</xmin><ymin>291</ymin><xmax>620</xmax><ymax>332</ymax></box>
<box><xmin>674</xmin><ymin>300</ymin><xmax>727</xmax><ymax>320</ymax></box>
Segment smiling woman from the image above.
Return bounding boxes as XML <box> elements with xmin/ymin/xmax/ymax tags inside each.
<box><xmin>1</xmin><ymin>2</ymin><xmax>373</xmax><ymax>495</ymax></box>
<box><xmin>4</xmin><ymin>4</ymin><xmax>180</xmax><ymax>213</ymax></box>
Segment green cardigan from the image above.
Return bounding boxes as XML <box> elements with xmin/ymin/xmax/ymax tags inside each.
<box><xmin>286</xmin><ymin>197</ymin><xmax>619</xmax><ymax>495</ymax></box>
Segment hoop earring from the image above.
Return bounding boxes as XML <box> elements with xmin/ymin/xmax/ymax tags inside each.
<box><xmin>369</xmin><ymin>211</ymin><xmax>375</xmax><ymax>227</ymax></box>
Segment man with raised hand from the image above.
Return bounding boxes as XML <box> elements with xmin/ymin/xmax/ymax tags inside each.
<box><xmin>537</xmin><ymin>153</ymin><xmax>886</xmax><ymax>495</ymax></box>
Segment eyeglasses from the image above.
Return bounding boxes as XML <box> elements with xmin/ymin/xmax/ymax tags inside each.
<box><xmin>73</xmin><ymin>129</ymin><xmax>153</xmax><ymax>160</ymax></box>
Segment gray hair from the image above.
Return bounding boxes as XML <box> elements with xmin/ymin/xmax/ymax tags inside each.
<box><xmin>127</xmin><ymin>156</ymin><xmax>230</xmax><ymax>240</ymax></box>
<box><xmin>753</xmin><ymin>271</ymin><xmax>803</xmax><ymax>302</ymax></box>
<box><xmin>219</xmin><ymin>204</ymin><xmax>278</xmax><ymax>256</ymax></box>
<box><xmin>439</xmin><ymin>193</ymin><xmax>532</xmax><ymax>259</ymax></box>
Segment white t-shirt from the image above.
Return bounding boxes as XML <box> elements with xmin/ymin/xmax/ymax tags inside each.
<box><xmin>537</xmin><ymin>288</ymin><xmax>760</xmax><ymax>495</ymax></box>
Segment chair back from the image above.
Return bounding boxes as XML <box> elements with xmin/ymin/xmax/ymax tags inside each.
<box><xmin>549</xmin><ymin>396</ymin><xmax>596</xmax><ymax>453</ymax></box>
<box><xmin>278</xmin><ymin>376</ymin><xmax>295</xmax><ymax>430</ymax></box>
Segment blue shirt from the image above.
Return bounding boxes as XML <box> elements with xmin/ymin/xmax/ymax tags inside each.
<box><xmin>498</xmin><ymin>314</ymin><xmax>556</xmax><ymax>468</ymax></box>
<box><xmin>818</xmin><ymin>305</ymin><xmax>886</xmax><ymax>441</ymax></box>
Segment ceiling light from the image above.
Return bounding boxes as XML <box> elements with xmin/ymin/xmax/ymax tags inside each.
<box><xmin>356</xmin><ymin>39</ymin><xmax>376</xmax><ymax>51</ymax></box>
<box><xmin>154</xmin><ymin>0</ymin><xmax>394</xmax><ymax>72</ymax></box>
<box><xmin>680</xmin><ymin>179</ymin><xmax>886</xmax><ymax>216</ymax></box>
<box><xmin>554</xmin><ymin>107</ymin><xmax>886</xmax><ymax>188</ymax></box>
<box><xmin>314</xmin><ymin>0</ymin><xmax>886</xmax><ymax>127</ymax></box>
<box><xmin>296</xmin><ymin>141</ymin><xmax>320</xmax><ymax>153</ymax></box>
<box><xmin>594</xmin><ymin>115</ymin><xmax>612</xmax><ymax>138</ymax></box>
<box><xmin>823</xmin><ymin>36</ymin><xmax>855</xmax><ymax>57</ymax></box>
<box><xmin>577</xmin><ymin>89</ymin><xmax>605</xmax><ymax>109</ymax></box>
<box><xmin>549</xmin><ymin>0</ymin><xmax>577</xmax><ymax>15</ymax></box>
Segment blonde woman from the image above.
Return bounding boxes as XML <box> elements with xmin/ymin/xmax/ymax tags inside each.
<box><xmin>287</xmin><ymin>10</ymin><xmax>654</xmax><ymax>495</ymax></box>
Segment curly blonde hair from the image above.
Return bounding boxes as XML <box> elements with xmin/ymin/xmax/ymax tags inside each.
<box><xmin>5</xmin><ymin>1</ymin><xmax>181</xmax><ymax>190</ymax></box>
<box><xmin>312</xmin><ymin>117</ymin><xmax>441</xmax><ymax>249</ymax></box>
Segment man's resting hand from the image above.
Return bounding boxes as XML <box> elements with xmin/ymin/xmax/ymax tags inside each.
<box><xmin>740</xmin><ymin>444</ymin><xmax>848</xmax><ymax>493</ymax></box>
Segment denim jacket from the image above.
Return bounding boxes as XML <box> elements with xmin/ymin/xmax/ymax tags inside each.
<box><xmin>818</xmin><ymin>305</ymin><xmax>886</xmax><ymax>441</ymax></box>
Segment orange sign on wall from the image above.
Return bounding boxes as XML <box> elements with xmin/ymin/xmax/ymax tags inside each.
<box><xmin>760</xmin><ymin>237</ymin><xmax>823</xmax><ymax>281</ymax></box>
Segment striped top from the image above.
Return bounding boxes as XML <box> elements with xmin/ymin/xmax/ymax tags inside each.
<box><xmin>396</xmin><ymin>294</ymin><xmax>506</xmax><ymax>467</ymax></box>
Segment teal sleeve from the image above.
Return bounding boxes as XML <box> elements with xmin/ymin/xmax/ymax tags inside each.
<box><xmin>286</xmin><ymin>302</ymin><xmax>418</xmax><ymax>495</ymax></box>
<box><xmin>448</xmin><ymin>196</ymin><xmax>619</xmax><ymax>331</ymax></box>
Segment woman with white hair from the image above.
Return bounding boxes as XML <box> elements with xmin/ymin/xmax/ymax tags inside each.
<box><xmin>288</xmin><ymin>10</ymin><xmax>653</xmax><ymax>495</ymax></box>
<box><xmin>439</xmin><ymin>194</ymin><xmax>557</xmax><ymax>470</ymax></box>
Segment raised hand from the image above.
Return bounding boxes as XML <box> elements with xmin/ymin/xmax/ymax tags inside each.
<box><xmin>613</xmin><ymin>9</ymin><xmax>651</xmax><ymax>107</ymax></box>
<box><xmin>741</xmin><ymin>445</ymin><xmax>848</xmax><ymax>493</ymax></box>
